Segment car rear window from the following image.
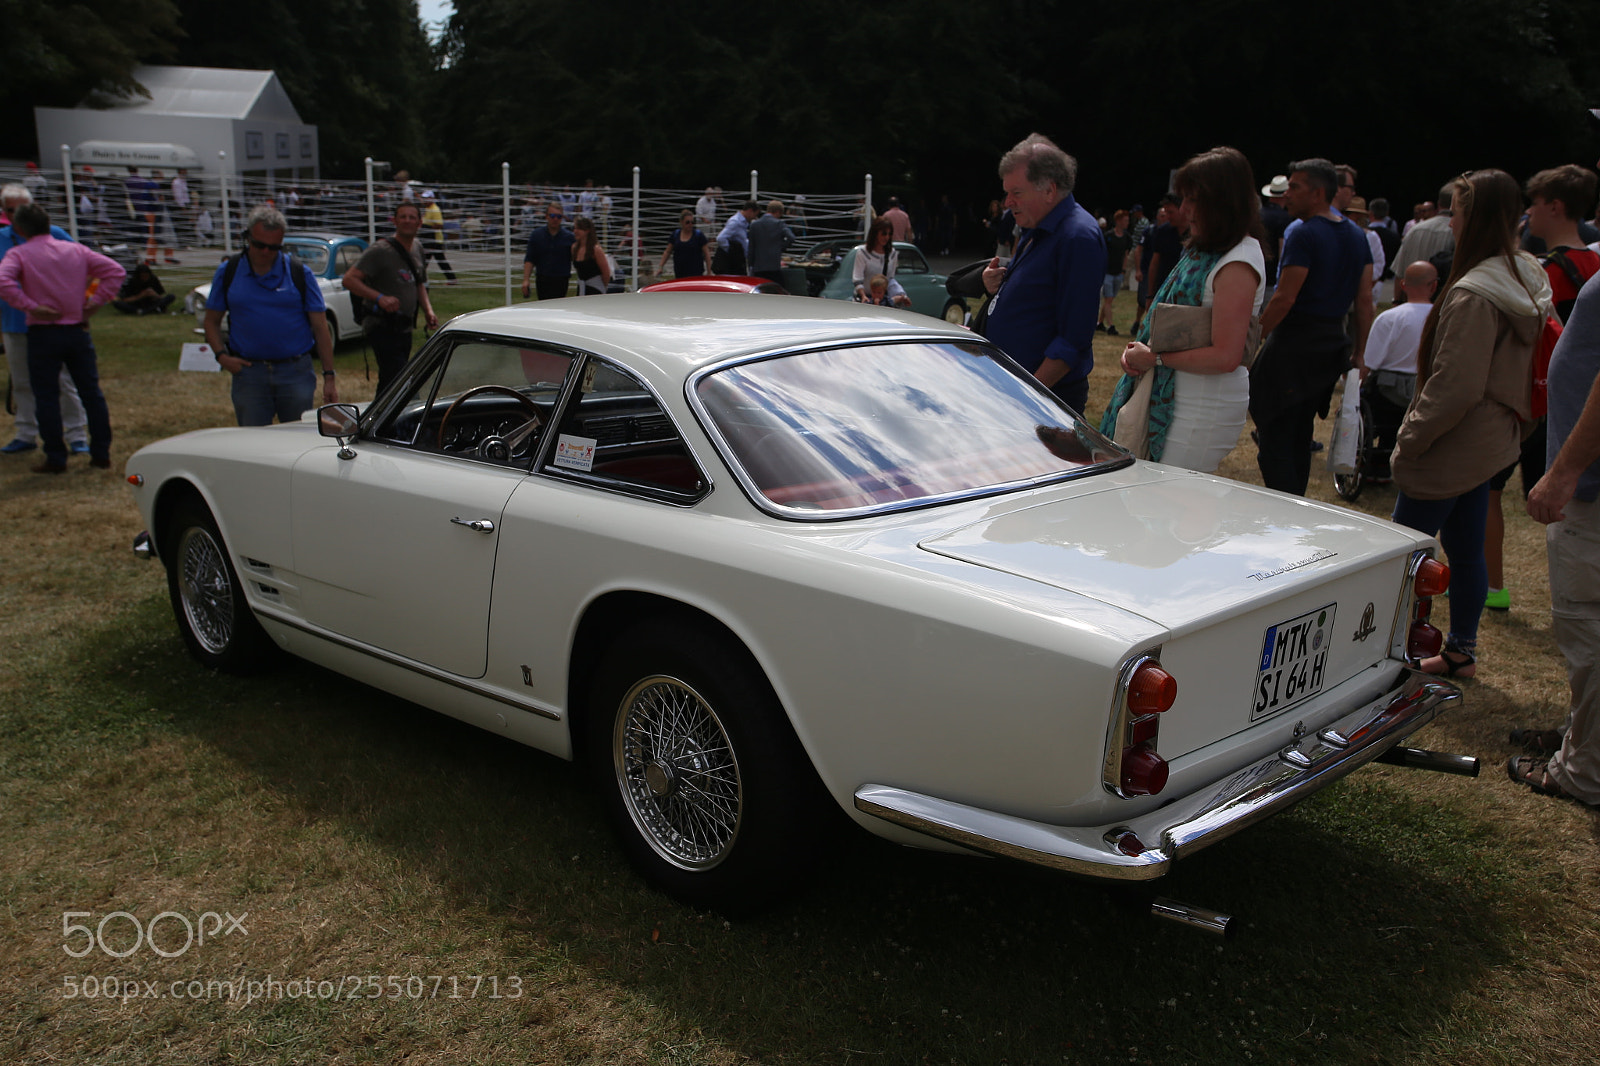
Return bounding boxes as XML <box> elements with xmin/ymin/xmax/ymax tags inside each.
<box><xmin>695</xmin><ymin>341</ymin><xmax>1125</xmax><ymax>516</ymax></box>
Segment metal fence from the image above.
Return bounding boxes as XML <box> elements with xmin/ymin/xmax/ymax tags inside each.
<box><xmin>2</xmin><ymin>157</ymin><xmax>880</xmax><ymax>302</ymax></box>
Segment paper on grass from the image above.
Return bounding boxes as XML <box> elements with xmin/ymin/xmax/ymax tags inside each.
<box><xmin>179</xmin><ymin>343</ymin><xmax>221</xmax><ymax>372</ymax></box>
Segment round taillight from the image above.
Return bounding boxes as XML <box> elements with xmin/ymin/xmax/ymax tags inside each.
<box><xmin>1408</xmin><ymin>620</ymin><xmax>1444</xmax><ymax>659</ymax></box>
<box><xmin>1414</xmin><ymin>557</ymin><xmax>1450</xmax><ymax>598</ymax></box>
<box><xmin>1120</xmin><ymin>745</ymin><xmax>1169</xmax><ymax>796</ymax></box>
<box><xmin>1128</xmin><ymin>662</ymin><xmax>1177</xmax><ymax>715</ymax></box>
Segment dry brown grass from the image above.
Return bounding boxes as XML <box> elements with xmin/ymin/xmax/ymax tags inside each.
<box><xmin>1</xmin><ymin>292</ymin><xmax>1598</xmax><ymax>1065</ymax></box>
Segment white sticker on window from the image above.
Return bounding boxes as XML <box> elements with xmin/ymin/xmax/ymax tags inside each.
<box><xmin>553</xmin><ymin>434</ymin><xmax>598</xmax><ymax>472</ymax></box>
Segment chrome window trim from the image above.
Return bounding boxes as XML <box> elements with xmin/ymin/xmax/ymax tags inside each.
<box><xmin>684</xmin><ymin>337</ymin><xmax>1131</xmax><ymax>523</ymax></box>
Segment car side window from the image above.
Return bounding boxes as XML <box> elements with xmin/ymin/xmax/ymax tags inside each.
<box><xmin>541</xmin><ymin>359</ymin><xmax>705</xmax><ymax>498</ymax></box>
<box><xmin>372</xmin><ymin>338</ymin><xmax>574</xmax><ymax>467</ymax></box>
<box><xmin>335</xmin><ymin>245</ymin><xmax>362</xmax><ymax>275</ymax></box>
<box><xmin>898</xmin><ymin>248</ymin><xmax>930</xmax><ymax>274</ymax></box>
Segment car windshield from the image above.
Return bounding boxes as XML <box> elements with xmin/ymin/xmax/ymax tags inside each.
<box><xmin>286</xmin><ymin>240</ymin><xmax>331</xmax><ymax>275</ymax></box>
<box><xmin>696</xmin><ymin>341</ymin><xmax>1126</xmax><ymax>515</ymax></box>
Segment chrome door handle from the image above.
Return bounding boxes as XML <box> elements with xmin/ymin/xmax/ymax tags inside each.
<box><xmin>450</xmin><ymin>517</ymin><xmax>495</xmax><ymax>534</ymax></box>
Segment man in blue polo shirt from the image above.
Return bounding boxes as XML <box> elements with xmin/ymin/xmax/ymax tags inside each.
<box><xmin>979</xmin><ymin>134</ymin><xmax>1105</xmax><ymax>413</ymax></box>
<box><xmin>204</xmin><ymin>205</ymin><xmax>337</xmax><ymax>426</ymax></box>
<box><xmin>1249</xmin><ymin>157</ymin><xmax>1373</xmax><ymax>495</ymax></box>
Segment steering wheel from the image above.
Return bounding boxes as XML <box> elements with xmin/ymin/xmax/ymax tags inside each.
<box><xmin>436</xmin><ymin>385</ymin><xmax>543</xmax><ymax>454</ymax></box>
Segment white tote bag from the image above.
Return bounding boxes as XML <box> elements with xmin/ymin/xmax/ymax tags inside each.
<box><xmin>1328</xmin><ymin>369</ymin><xmax>1361</xmax><ymax>475</ymax></box>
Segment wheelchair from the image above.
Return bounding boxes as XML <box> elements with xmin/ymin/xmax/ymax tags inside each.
<box><xmin>1333</xmin><ymin>374</ymin><xmax>1409</xmax><ymax>503</ymax></box>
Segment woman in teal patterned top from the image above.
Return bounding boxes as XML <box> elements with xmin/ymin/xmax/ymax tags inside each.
<box><xmin>1100</xmin><ymin>148</ymin><xmax>1267</xmax><ymax>472</ymax></box>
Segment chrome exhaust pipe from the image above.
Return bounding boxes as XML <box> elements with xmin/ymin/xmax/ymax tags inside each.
<box><xmin>1150</xmin><ymin>897</ymin><xmax>1235</xmax><ymax>939</ymax></box>
<box><xmin>1374</xmin><ymin>745</ymin><xmax>1480</xmax><ymax>777</ymax></box>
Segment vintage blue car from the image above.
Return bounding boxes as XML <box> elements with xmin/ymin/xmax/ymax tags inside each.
<box><xmin>184</xmin><ymin>233</ymin><xmax>370</xmax><ymax>342</ymax></box>
<box><xmin>799</xmin><ymin>239</ymin><xmax>968</xmax><ymax>323</ymax></box>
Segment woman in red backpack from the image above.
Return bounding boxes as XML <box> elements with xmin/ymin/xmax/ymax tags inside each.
<box><xmin>1390</xmin><ymin>169</ymin><xmax>1553</xmax><ymax>678</ymax></box>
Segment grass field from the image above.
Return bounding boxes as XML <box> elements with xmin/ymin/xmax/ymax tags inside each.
<box><xmin>1</xmin><ymin>285</ymin><xmax>1597</xmax><ymax>1065</ymax></box>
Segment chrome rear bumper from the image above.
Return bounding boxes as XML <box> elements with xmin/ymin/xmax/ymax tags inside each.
<box><xmin>855</xmin><ymin>668</ymin><xmax>1459</xmax><ymax>882</ymax></box>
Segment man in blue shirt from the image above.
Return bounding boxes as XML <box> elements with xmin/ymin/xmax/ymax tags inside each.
<box><xmin>204</xmin><ymin>205</ymin><xmax>336</xmax><ymax>426</ymax></box>
<box><xmin>1</xmin><ymin>183</ymin><xmax>90</xmax><ymax>454</ymax></box>
<box><xmin>1250</xmin><ymin>157</ymin><xmax>1373</xmax><ymax>495</ymax></box>
<box><xmin>979</xmin><ymin>134</ymin><xmax>1105</xmax><ymax>413</ymax></box>
<box><xmin>713</xmin><ymin>201</ymin><xmax>759</xmax><ymax>276</ymax></box>
<box><xmin>521</xmin><ymin>207</ymin><xmax>575</xmax><ymax>301</ymax></box>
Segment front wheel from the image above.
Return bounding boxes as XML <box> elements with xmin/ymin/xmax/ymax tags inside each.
<box><xmin>941</xmin><ymin>297</ymin><xmax>968</xmax><ymax>325</ymax></box>
<box><xmin>585</xmin><ymin>620</ymin><xmax>824</xmax><ymax>913</ymax></box>
<box><xmin>164</xmin><ymin>498</ymin><xmax>278</xmax><ymax>673</ymax></box>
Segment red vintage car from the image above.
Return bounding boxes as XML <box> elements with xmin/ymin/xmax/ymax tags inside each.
<box><xmin>640</xmin><ymin>275</ymin><xmax>789</xmax><ymax>295</ymax></box>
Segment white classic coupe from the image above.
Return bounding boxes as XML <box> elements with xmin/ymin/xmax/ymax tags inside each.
<box><xmin>128</xmin><ymin>295</ymin><xmax>1463</xmax><ymax>920</ymax></box>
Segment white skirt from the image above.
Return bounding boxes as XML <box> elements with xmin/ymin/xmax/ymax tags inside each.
<box><xmin>1158</xmin><ymin>366</ymin><xmax>1250</xmax><ymax>473</ymax></box>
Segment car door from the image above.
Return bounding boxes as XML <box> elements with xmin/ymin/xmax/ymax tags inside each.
<box><xmin>288</xmin><ymin>336</ymin><xmax>576</xmax><ymax>678</ymax></box>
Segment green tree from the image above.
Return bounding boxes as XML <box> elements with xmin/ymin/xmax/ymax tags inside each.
<box><xmin>172</xmin><ymin>0</ymin><xmax>435</xmax><ymax>177</ymax></box>
<box><xmin>430</xmin><ymin>0</ymin><xmax>1029</xmax><ymax>188</ymax></box>
<box><xmin>0</xmin><ymin>0</ymin><xmax>180</xmax><ymax>159</ymax></box>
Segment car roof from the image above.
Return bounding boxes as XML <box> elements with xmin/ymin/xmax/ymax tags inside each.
<box><xmin>440</xmin><ymin>293</ymin><xmax>976</xmax><ymax>377</ymax></box>
<box><xmin>285</xmin><ymin>233</ymin><xmax>362</xmax><ymax>246</ymax></box>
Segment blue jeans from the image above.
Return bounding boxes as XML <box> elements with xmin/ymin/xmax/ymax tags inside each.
<box><xmin>27</xmin><ymin>324</ymin><xmax>112</xmax><ymax>465</ymax></box>
<box><xmin>231</xmin><ymin>353</ymin><xmax>316</xmax><ymax>426</ymax></box>
<box><xmin>1392</xmin><ymin>481</ymin><xmax>1491</xmax><ymax>650</ymax></box>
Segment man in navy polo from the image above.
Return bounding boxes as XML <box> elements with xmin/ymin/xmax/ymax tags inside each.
<box><xmin>979</xmin><ymin>134</ymin><xmax>1105</xmax><ymax>413</ymax></box>
<box><xmin>1249</xmin><ymin>157</ymin><xmax>1373</xmax><ymax>495</ymax></box>
<box><xmin>204</xmin><ymin>205</ymin><xmax>337</xmax><ymax>426</ymax></box>
<box><xmin>521</xmin><ymin>206</ymin><xmax>575</xmax><ymax>301</ymax></box>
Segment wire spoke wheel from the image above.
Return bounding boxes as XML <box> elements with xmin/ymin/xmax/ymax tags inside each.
<box><xmin>163</xmin><ymin>497</ymin><xmax>276</xmax><ymax>673</ymax></box>
<box><xmin>176</xmin><ymin>525</ymin><xmax>235</xmax><ymax>655</ymax></box>
<box><xmin>613</xmin><ymin>674</ymin><xmax>742</xmax><ymax>870</ymax></box>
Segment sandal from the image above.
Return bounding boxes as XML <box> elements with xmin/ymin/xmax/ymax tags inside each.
<box><xmin>1420</xmin><ymin>640</ymin><xmax>1476</xmax><ymax>678</ymax></box>
<box><xmin>1509</xmin><ymin>728</ymin><xmax>1564</xmax><ymax>755</ymax></box>
<box><xmin>1507</xmin><ymin>756</ymin><xmax>1598</xmax><ymax>807</ymax></box>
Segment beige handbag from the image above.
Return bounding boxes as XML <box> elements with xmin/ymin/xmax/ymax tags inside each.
<box><xmin>1149</xmin><ymin>303</ymin><xmax>1263</xmax><ymax>369</ymax></box>
<box><xmin>1111</xmin><ymin>370</ymin><xmax>1154</xmax><ymax>459</ymax></box>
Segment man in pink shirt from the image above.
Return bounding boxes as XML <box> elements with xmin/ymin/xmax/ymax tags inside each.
<box><xmin>882</xmin><ymin>197</ymin><xmax>913</xmax><ymax>243</ymax></box>
<box><xmin>0</xmin><ymin>204</ymin><xmax>124</xmax><ymax>472</ymax></box>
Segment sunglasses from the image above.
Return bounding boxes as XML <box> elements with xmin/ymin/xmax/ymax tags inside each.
<box><xmin>249</xmin><ymin>238</ymin><xmax>284</xmax><ymax>253</ymax></box>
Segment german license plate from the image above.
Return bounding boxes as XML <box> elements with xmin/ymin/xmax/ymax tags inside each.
<box><xmin>1253</xmin><ymin>604</ymin><xmax>1336</xmax><ymax>720</ymax></box>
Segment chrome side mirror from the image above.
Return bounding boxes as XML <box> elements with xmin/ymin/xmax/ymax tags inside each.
<box><xmin>317</xmin><ymin>403</ymin><xmax>361</xmax><ymax>460</ymax></box>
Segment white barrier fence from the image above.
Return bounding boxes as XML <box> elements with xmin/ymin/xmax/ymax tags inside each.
<box><xmin>2</xmin><ymin>157</ymin><xmax>878</xmax><ymax>301</ymax></box>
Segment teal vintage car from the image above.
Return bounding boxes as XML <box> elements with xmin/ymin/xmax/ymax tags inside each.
<box><xmin>798</xmin><ymin>239</ymin><xmax>969</xmax><ymax>323</ymax></box>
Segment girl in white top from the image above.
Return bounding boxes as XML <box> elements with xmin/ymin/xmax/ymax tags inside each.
<box><xmin>1117</xmin><ymin>147</ymin><xmax>1266</xmax><ymax>473</ymax></box>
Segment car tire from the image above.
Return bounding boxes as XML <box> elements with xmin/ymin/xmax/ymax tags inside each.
<box><xmin>164</xmin><ymin>498</ymin><xmax>278</xmax><ymax>673</ymax></box>
<box><xmin>325</xmin><ymin>310</ymin><xmax>340</xmax><ymax>342</ymax></box>
<box><xmin>942</xmin><ymin>297</ymin><xmax>968</xmax><ymax>325</ymax></box>
<box><xmin>585</xmin><ymin>619</ymin><xmax>824</xmax><ymax>913</ymax></box>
